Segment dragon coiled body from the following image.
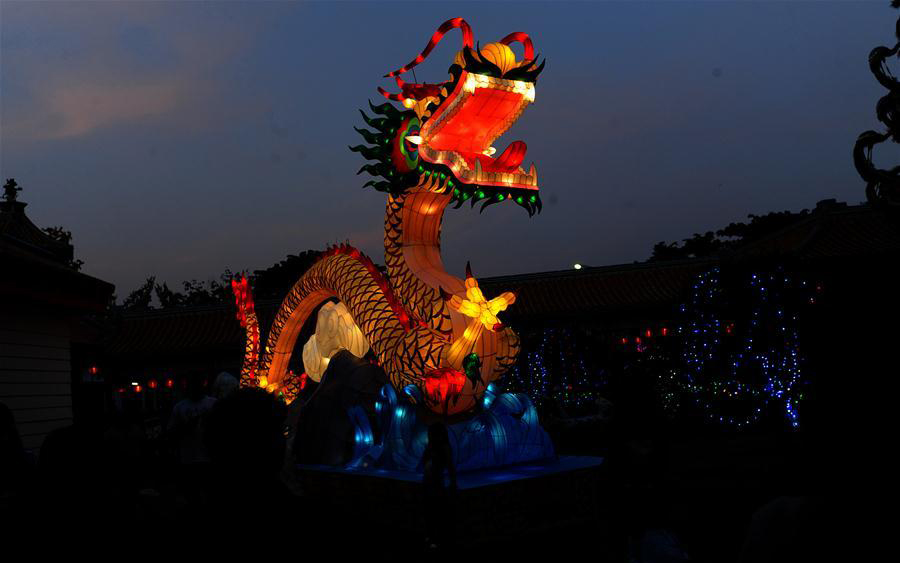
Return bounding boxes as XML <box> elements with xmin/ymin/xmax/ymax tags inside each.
<box><xmin>261</xmin><ymin>246</ymin><xmax>434</xmax><ymax>393</ymax></box>
<box><xmin>233</xmin><ymin>18</ymin><xmax>542</xmax><ymax>416</ymax></box>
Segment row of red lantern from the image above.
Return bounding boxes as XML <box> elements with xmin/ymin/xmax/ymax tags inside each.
<box><xmin>115</xmin><ymin>378</ymin><xmax>177</xmax><ymax>394</ymax></box>
<box><xmin>619</xmin><ymin>327</ymin><xmax>670</xmax><ymax>346</ymax></box>
<box><xmin>618</xmin><ymin>322</ymin><xmax>749</xmax><ymax>350</ymax></box>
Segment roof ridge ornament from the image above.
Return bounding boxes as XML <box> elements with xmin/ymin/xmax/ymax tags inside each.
<box><xmin>3</xmin><ymin>178</ymin><xmax>22</xmax><ymax>203</ymax></box>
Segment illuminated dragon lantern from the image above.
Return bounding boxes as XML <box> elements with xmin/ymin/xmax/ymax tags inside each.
<box><xmin>233</xmin><ymin>18</ymin><xmax>545</xmax><ymax>417</ymax></box>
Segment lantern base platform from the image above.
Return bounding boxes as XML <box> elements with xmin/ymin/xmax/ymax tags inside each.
<box><xmin>298</xmin><ymin>454</ymin><xmax>601</xmax><ymax>488</ymax></box>
<box><xmin>296</xmin><ymin>455</ymin><xmax>604</xmax><ymax>547</ymax></box>
<box><xmin>348</xmin><ymin>382</ymin><xmax>557</xmax><ymax>471</ymax></box>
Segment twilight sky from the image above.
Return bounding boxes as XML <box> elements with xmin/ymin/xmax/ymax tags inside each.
<box><xmin>0</xmin><ymin>1</ymin><xmax>893</xmax><ymax>295</ymax></box>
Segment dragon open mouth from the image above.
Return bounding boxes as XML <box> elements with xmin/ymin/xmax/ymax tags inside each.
<box><xmin>416</xmin><ymin>72</ymin><xmax>537</xmax><ymax>191</ymax></box>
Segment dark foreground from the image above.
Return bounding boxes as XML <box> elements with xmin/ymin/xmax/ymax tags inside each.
<box><xmin>1</xmin><ymin>402</ymin><xmax>860</xmax><ymax>561</ymax></box>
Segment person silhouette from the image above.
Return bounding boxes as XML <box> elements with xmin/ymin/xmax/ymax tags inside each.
<box><xmin>421</xmin><ymin>422</ymin><xmax>457</xmax><ymax>550</ymax></box>
<box><xmin>167</xmin><ymin>372</ymin><xmax>216</xmax><ymax>509</ymax></box>
<box><xmin>212</xmin><ymin>371</ymin><xmax>238</xmax><ymax>400</ymax></box>
<box><xmin>202</xmin><ymin>387</ymin><xmax>295</xmax><ymax>525</ymax></box>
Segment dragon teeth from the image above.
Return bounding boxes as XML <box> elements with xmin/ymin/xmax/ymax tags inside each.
<box><xmin>418</xmin><ymin>148</ymin><xmax>538</xmax><ymax>188</ymax></box>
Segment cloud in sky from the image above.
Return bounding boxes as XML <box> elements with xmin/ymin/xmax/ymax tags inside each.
<box><xmin>1</xmin><ymin>0</ymin><xmax>283</xmax><ymax>141</ymax></box>
<box><xmin>20</xmin><ymin>81</ymin><xmax>181</xmax><ymax>140</ymax></box>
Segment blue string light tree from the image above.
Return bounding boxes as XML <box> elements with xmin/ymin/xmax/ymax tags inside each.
<box><xmin>506</xmin><ymin>328</ymin><xmax>600</xmax><ymax>416</ymax></box>
<box><xmin>555</xmin><ymin>327</ymin><xmax>598</xmax><ymax>411</ymax></box>
<box><xmin>664</xmin><ymin>267</ymin><xmax>819</xmax><ymax>430</ymax></box>
<box><xmin>507</xmin><ymin>330</ymin><xmax>552</xmax><ymax>410</ymax></box>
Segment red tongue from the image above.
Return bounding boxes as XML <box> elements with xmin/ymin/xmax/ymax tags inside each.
<box><xmin>475</xmin><ymin>140</ymin><xmax>527</xmax><ymax>173</ymax></box>
<box><xmin>493</xmin><ymin>141</ymin><xmax>527</xmax><ymax>171</ymax></box>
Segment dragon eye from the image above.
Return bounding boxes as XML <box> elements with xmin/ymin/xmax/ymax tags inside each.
<box><xmin>405</xmin><ymin>135</ymin><xmax>421</xmax><ymax>154</ymax></box>
<box><xmin>404</xmin><ymin>130</ymin><xmax>421</xmax><ymax>156</ymax></box>
<box><xmin>392</xmin><ymin>116</ymin><xmax>421</xmax><ymax>174</ymax></box>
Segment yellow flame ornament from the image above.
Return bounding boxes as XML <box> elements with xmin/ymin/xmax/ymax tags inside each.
<box><xmin>444</xmin><ymin>265</ymin><xmax>516</xmax><ymax>331</ymax></box>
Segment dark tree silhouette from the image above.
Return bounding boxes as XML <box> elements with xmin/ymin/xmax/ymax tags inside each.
<box><xmin>154</xmin><ymin>282</ymin><xmax>184</xmax><ymax>309</ymax></box>
<box><xmin>251</xmin><ymin>250</ymin><xmax>321</xmax><ymax>300</ymax></box>
<box><xmin>178</xmin><ymin>275</ymin><xmax>230</xmax><ymax>307</ymax></box>
<box><xmin>649</xmin><ymin>210</ymin><xmax>810</xmax><ymax>261</ymax></box>
<box><xmin>121</xmin><ymin>277</ymin><xmax>156</xmax><ymax>310</ymax></box>
<box><xmin>117</xmin><ymin>250</ymin><xmax>329</xmax><ymax>309</ymax></box>
<box><xmin>717</xmin><ymin>211</ymin><xmax>809</xmax><ymax>242</ymax></box>
<box><xmin>853</xmin><ymin>3</ymin><xmax>899</xmax><ymax>205</ymax></box>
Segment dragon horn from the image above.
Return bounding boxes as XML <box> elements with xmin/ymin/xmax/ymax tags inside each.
<box><xmin>384</xmin><ymin>17</ymin><xmax>474</xmax><ymax>78</ymax></box>
<box><xmin>499</xmin><ymin>32</ymin><xmax>535</xmax><ymax>63</ymax></box>
<box><xmin>376</xmin><ymin>77</ymin><xmax>410</xmax><ymax>102</ymax></box>
<box><xmin>465</xmin><ymin>261</ymin><xmax>474</xmax><ymax>280</ymax></box>
<box><xmin>377</xmin><ymin>87</ymin><xmax>405</xmax><ymax>102</ymax></box>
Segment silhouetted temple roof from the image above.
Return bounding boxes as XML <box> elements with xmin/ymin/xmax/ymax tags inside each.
<box><xmin>484</xmin><ymin>202</ymin><xmax>899</xmax><ymax>321</ymax></box>
<box><xmin>0</xmin><ymin>199</ymin><xmax>73</xmax><ymax>264</ymax></box>
<box><xmin>104</xmin><ymin>259</ymin><xmax>712</xmax><ymax>358</ymax></box>
<box><xmin>102</xmin><ymin>201</ymin><xmax>899</xmax><ymax>356</ymax></box>
<box><xmin>1</xmin><ymin>192</ymin><xmax>113</xmax><ymax>312</ymax></box>
<box><xmin>104</xmin><ymin>300</ymin><xmax>279</xmax><ymax>359</ymax></box>
<box><xmin>104</xmin><ymin>258</ymin><xmax>710</xmax><ymax>358</ymax></box>
<box><xmin>479</xmin><ymin>259</ymin><xmax>712</xmax><ymax>323</ymax></box>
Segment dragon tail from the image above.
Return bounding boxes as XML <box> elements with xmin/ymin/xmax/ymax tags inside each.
<box><xmin>231</xmin><ymin>276</ymin><xmax>261</xmax><ymax>388</ymax></box>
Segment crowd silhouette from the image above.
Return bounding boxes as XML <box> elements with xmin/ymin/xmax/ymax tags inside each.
<box><xmin>0</xmin><ymin>378</ymin><xmax>453</xmax><ymax>552</ymax></box>
<box><xmin>0</xmin><ymin>378</ymin><xmax>302</xmax><ymax>537</ymax></box>
<box><xmin>0</xmin><ymin>351</ymin><xmax>857</xmax><ymax>558</ymax></box>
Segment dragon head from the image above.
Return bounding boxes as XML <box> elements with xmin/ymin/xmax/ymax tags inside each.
<box><xmin>352</xmin><ymin>18</ymin><xmax>545</xmax><ymax>215</ymax></box>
